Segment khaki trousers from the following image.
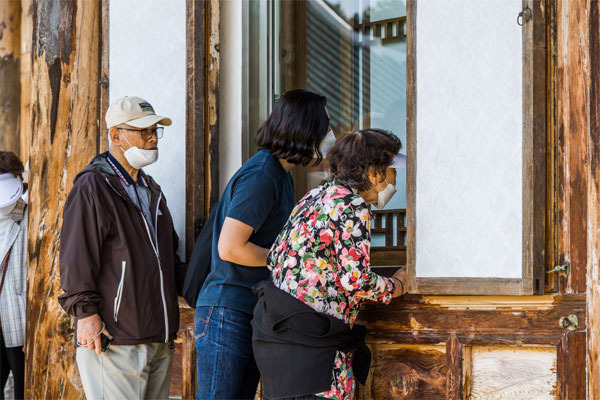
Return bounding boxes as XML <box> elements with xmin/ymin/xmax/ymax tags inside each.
<box><xmin>76</xmin><ymin>343</ymin><xmax>173</xmax><ymax>400</ymax></box>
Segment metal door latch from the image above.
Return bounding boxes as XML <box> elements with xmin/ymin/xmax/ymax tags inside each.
<box><xmin>517</xmin><ymin>7</ymin><xmax>532</xmax><ymax>26</ymax></box>
<box><xmin>559</xmin><ymin>314</ymin><xmax>579</xmax><ymax>331</ymax></box>
<box><xmin>546</xmin><ymin>261</ymin><xmax>570</xmax><ymax>276</ymax></box>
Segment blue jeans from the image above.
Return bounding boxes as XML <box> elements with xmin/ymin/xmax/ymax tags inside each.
<box><xmin>194</xmin><ymin>306</ymin><xmax>260</xmax><ymax>400</ymax></box>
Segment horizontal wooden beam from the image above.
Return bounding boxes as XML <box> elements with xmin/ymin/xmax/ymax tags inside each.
<box><xmin>358</xmin><ymin>294</ymin><xmax>585</xmax><ymax>346</ymax></box>
<box><xmin>415</xmin><ymin>277</ymin><xmax>530</xmax><ymax>296</ymax></box>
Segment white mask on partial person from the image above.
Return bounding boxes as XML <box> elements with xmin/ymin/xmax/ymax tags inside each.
<box><xmin>318</xmin><ymin>129</ymin><xmax>336</xmax><ymax>158</ymax></box>
<box><xmin>0</xmin><ymin>202</ymin><xmax>17</xmax><ymax>216</ymax></box>
<box><xmin>374</xmin><ymin>180</ymin><xmax>397</xmax><ymax>209</ymax></box>
<box><xmin>120</xmin><ymin>135</ymin><xmax>159</xmax><ymax>169</ymax></box>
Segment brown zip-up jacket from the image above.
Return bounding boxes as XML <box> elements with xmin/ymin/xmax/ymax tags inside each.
<box><xmin>58</xmin><ymin>153</ymin><xmax>187</xmax><ymax>345</ymax></box>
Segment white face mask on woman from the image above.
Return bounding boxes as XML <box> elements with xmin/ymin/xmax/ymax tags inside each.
<box><xmin>120</xmin><ymin>135</ymin><xmax>159</xmax><ymax>169</ymax></box>
<box><xmin>374</xmin><ymin>180</ymin><xmax>397</xmax><ymax>209</ymax></box>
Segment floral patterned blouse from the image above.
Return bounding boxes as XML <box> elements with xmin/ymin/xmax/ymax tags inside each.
<box><xmin>269</xmin><ymin>181</ymin><xmax>394</xmax><ymax>400</ymax></box>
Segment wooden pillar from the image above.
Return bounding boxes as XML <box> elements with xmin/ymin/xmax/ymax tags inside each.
<box><xmin>555</xmin><ymin>0</ymin><xmax>600</xmax><ymax>396</ymax></box>
<box><xmin>0</xmin><ymin>0</ymin><xmax>21</xmax><ymax>154</ymax></box>
<box><xmin>26</xmin><ymin>1</ymin><xmax>102</xmax><ymax>398</ymax></box>
<box><xmin>587</xmin><ymin>0</ymin><xmax>600</xmax><ymax>396</ymax></box>
<box><xmin>19</xmin><ymin>0</ymin><xmax>34</xmax><ymax>162</ymax></box>
<box><xmin>185</xmin><ymin>0</ymin><xmax>219</xmax><ymax>257</ymax></box>
<box><xmin>556</xmin><ymin>0</ymin><xmax>590</xmax><ymax>295</ymax></box>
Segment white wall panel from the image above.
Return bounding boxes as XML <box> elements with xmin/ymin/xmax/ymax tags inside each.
<box><xmin>109</xmin><ymin>0</ymin><xmax>186</xmax><ymax>258</ymax></box>
<box><xmin>416</xmin><ymin>0</ymin><xmax>523</xmax><ymax>278</ymax></box>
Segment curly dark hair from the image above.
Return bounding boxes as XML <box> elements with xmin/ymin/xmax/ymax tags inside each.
<box><xmin>255</xmin><ymin>89</ymin><xmax>329</xmax><ymax>166</ymax></box>
<box><xmin>328</xmin><ymin>129</ymin><xmax>402</xmax><ymax>192</ymax></box>
<box><xmin>0</xmin><ymin>151</ymin><xmax>24</xmax><ymax>179</ymax></box>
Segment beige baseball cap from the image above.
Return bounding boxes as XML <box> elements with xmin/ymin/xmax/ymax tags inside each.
<box><xmin>106</xmin><ymin>96</ymin><xmax>172</xmax><ymax>129</ymax></box>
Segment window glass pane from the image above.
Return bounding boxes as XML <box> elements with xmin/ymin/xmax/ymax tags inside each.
<box><xmin>274</xmin><ymin>0</ymin><xmax>407</xmax><ymax>266</ymax></box>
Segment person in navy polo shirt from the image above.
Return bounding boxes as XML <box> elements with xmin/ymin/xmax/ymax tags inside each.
<box><xmin>195</xmin><ymin>89</ymin><xmax>334</xmax><ymax>399</ymax></box>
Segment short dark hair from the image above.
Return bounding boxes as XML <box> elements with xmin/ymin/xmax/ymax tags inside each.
<box><xmin>0</xmin><ymin>151</ymin><xmax>24</xmax><ymax>179</ymax></box>
<box><xmin>255</xmin><ymin>89</ymin><xmax>329</xmax><ymax>166</ymax></box>
<box><xmin>328</xmin><ymin>129</ymin><xmax>402</xmax><ymax>192</ymax></box>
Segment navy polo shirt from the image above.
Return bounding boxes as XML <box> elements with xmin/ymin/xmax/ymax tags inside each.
<box><xmin>196</xmin><ymin>150</ymin><xmax>294</xmax><ymax>314</ymax></box>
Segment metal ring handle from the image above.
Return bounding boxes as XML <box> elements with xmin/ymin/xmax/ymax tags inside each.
<box><xmin>518</xmin><ymin>7</ymin><xmax>532</xmax><ymax>26</ymax></box>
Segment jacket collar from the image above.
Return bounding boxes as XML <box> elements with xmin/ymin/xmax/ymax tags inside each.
<box><xmin>9</xmin><ymin>199</ymin><xmax>26</xmax><ymax>223</ymax></box>
<box><xmin>87</xmin><ymin>152</ymin><xmax>161</xmax><ymax>199</ymax></box>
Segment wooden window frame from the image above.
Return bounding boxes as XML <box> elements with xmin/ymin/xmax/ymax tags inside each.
<box><xmin>405</xmin><ymin>0</ymin><xmax>547</xmax><ymax>295</ymax></box>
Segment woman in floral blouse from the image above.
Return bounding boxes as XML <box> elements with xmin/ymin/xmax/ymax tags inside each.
<box><xmin>259</xmin><ymin>129</ymin><xmax>408</xmax><ymax>400</ymax></box>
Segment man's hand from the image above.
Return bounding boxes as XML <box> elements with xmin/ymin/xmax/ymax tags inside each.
<box><xmin>77</xmin><ymin>314</ymin><xmax>112</xmax><ymax>355</ymax></box>
<box><xmin>391</xmin><ymin>267</ymin><xmax>408</xmax><ymax>298</ymax></box>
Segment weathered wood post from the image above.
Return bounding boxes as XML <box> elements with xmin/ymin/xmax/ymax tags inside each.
<box><xmin>587</xmin><ymin>1</ymin><xmax>600</xmax><ymax>396</ymax></box>
<box><xmin>0</xmin><ymin>0</ymin><xmax>21</xmax><ymax>154</ymax></box>
<box><xmin>19</xmin><ymin>0</ymin><xmax>34</xmax><ymax>162</ymax></box>
<box><xmin>26</xmin><ymin>1</ymin><xmax>102</xmax><ymax>398</ymax></box>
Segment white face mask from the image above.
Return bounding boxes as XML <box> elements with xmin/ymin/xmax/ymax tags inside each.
<box><xmin>318</xmin><ymin>129</ymin><xmax>336</xmax><ymax>158</ymax></box>
<box><xmin>0</xmin><ymin>202</ymin><xmax>17</xmax><ymax>216</ymax></box>
<box><xmin>120</xmin><ymin>135</ymin><xmax>159</xmax><ymax>169</ymax></box>
<box><xmin>374</xmin><ymin>180</ymin><xmax>397</xmax><ymax>209</ymax></box>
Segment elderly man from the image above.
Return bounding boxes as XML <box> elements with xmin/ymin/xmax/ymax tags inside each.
<box><xmin>58</xmin><ymin>96</ymin><xmax>186</xmax><ymax>400</ymax></box>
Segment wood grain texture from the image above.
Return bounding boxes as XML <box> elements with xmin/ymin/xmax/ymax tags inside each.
<box><xmin>0</xmin><ymin>0</ymin><xmax>21</xmax><ymax>155</ymax></box>
<box><xmin>587</xmin><ymin>0</ymin><xmax>600</xmax><ymax>397</ymax></box>
<box><xmin>405</xmin><ymin>0</ymin><xmax>416</xmax><ymax>294</ymax></box>
<box><xmin>25</xmin><ymin>0</ymin><xmax>101</xmax><ymax>398</ymax></box>
<box><xmin>521</xmin><ymin>0</ymin><xmax>547</xmax><ymax>296</ymax></box>
<box><xmin>169</xmin><ymin>306</ymin><xmax>194</xmax><ymax>398</ymax></box>
<box><xmin>555</xmin><ymin>0</ymin><xmax>590</xmax><ymax>295</ymax></box>
<box><xmin>415</xmin><ymin>278</ymin><xmax>526</xmax><ymax>296</ymax></box>
<box><xmin>185</xmin><ymin>0</ymin><xmax>207</xmax><ymax>258</ymax></box>
<box><xmin>446</xmin><ymin>335</ymin><xmax>463</xmax><ymax>399</ymax></box>
<box><xmin>185</xmin><ymin>0</ymin><xmax>219</xmax><ymax>258</ymax></box>
<box><xmin>98</xmin><ymin>0</ymin><xmax>109</xmax><ymax>153</ymax></box>
<box><xmin>358</xmin><ymin>344</ymin><xmax>446</xmax><ymax>400</ymax></box>
<box><xmin>552</xmin><ymin>0</ymin><xmax>598</xmax><ymax>395</ymax></box>
<box><xmin>206</xmin><ymin>0</ymin><xmax>219</xmax><ymax>212</ymax></box>
<box><xmin>470</xmin><ymin>346</ymin><xmax>556</xmax><ymax>399</ymax></box>
<box><xmin>358</xmin><ymin>294</ymin><xmax>586</xmax><ymax>346</ymax></box>
<box><xmin>19</xmin><ymin>0</ymin><xmax>33</xmax><ymax>162</ymax></box>
<box><xmin>557</xmin><ymin>331</ymin><xmax>586</xmax><ymax>400</ymax></box>
<box><xmin>545</xmin><ymin>0</ymin><xmax>558</xmax><ymax>294</ymax></box>
<box><xmin>182</xmin><ymin>327</ymin><xmax>197</xmax><ymax>400</ymax></box>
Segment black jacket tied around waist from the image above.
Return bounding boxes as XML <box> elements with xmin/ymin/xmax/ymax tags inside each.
<box><xmin>251</xmin><ymin>280</ymin><xmax>371</xmax><ymax>399</ymax></box>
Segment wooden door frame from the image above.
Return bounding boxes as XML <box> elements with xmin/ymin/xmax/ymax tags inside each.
<box><xmin>185</xmin><ymin>0</ymin><xmax>220</xmax><ymax>259</ymax></box>
<box><xmin>406</xmin><ymin>0</ymin><xmax>547</xmax><ymax>296</ymax></box>
<box><xmin>99</xmin><ymin>0</ymin><xmax>109</xmax><ymax>151</ymax></box>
